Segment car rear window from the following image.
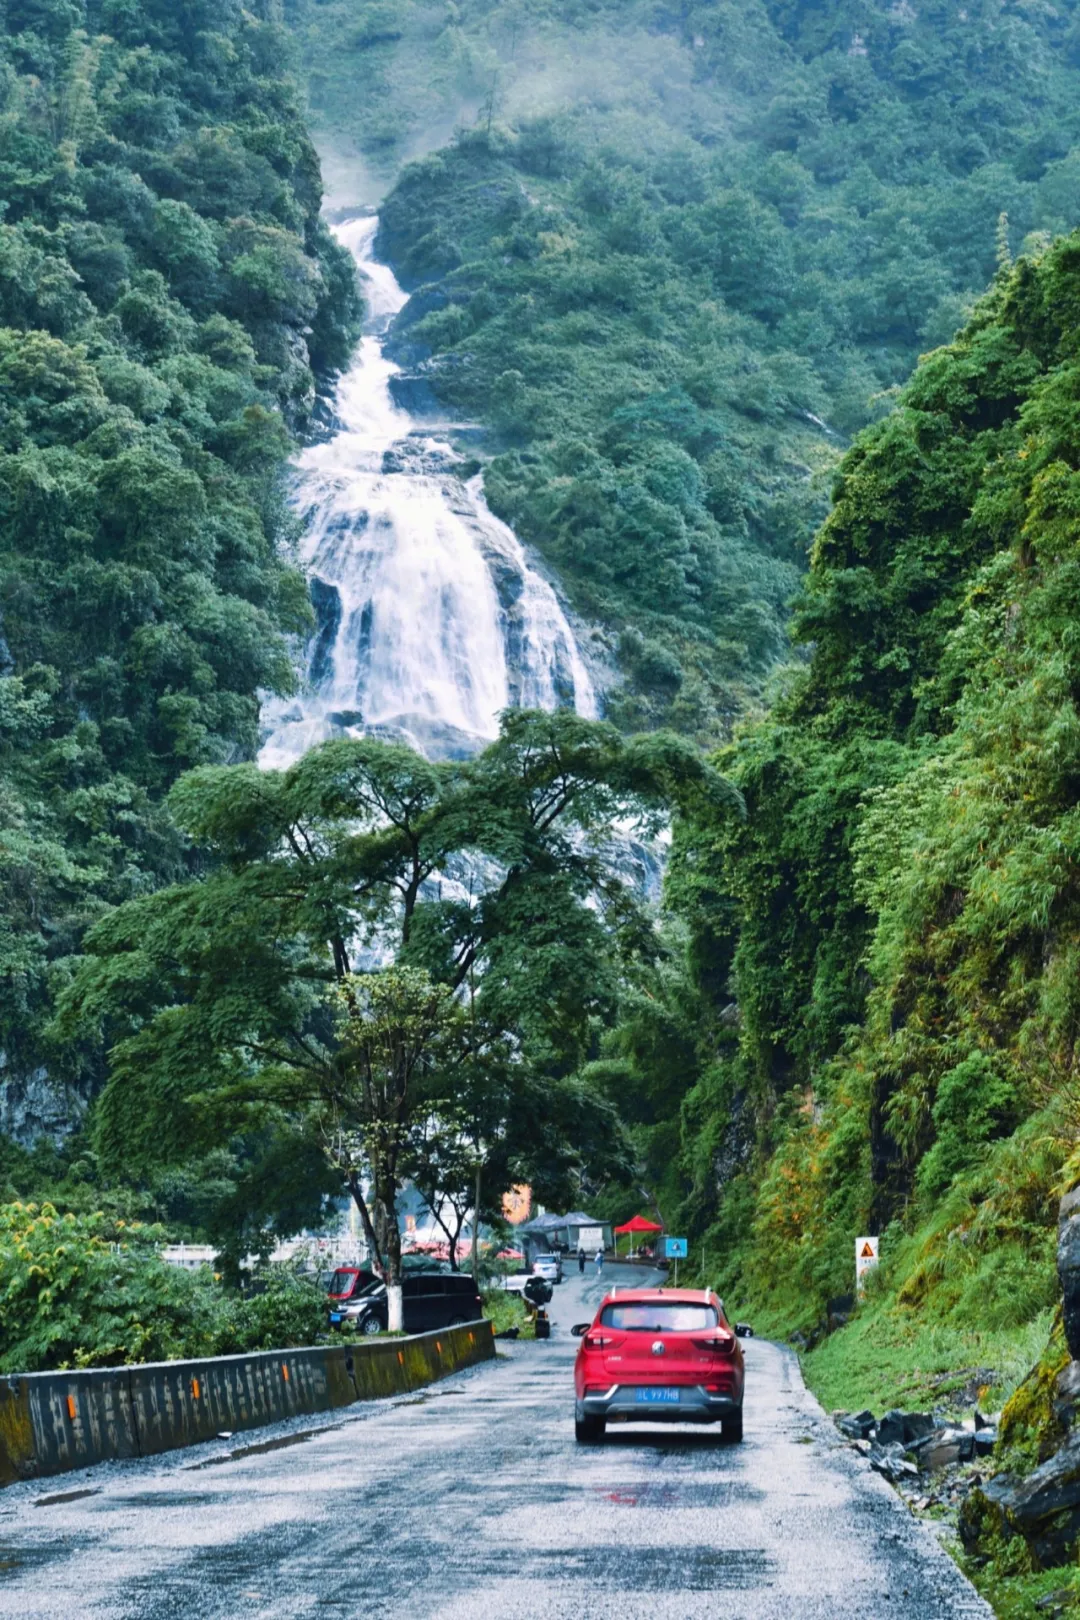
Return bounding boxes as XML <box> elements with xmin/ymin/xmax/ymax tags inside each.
<box><xmin>599</xmin><ymin>1303</ymin><xmax>718</xmax><ymax>1332</ymax></box>
<box><xmin>405</xmin><ymin>1275</ymin><xmax>444</xmax><ymax>1295</ymax></box>
<box><xmin>446</xmin><ymin>1276</ymin><xmax>480</xmax><ymax>1295</ymax></box>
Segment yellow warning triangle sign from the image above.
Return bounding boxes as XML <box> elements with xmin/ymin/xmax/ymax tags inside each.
<box><xmin>860</xmin><ymin>1242</ymin><xmax>876</xmax><ymax>1259</ymax></box>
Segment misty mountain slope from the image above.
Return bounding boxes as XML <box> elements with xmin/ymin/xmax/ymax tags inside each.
<box><xmin>289</xmin><ymin>0</ymin><xmax>1080</xmax><ymax>735</ymax></box>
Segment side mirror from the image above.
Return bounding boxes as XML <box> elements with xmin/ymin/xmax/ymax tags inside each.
<box><xmin>734</xmin><ymin>1323</ymin><xmax>753</xmax><ymax>1338</ymax></box>
<box><xmin>570</xmin><ymin>1323</ymin><xmax>590</xmax><ymax>1337</ymax></box>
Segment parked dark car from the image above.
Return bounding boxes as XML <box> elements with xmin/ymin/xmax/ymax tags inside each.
<box><xmin>329</xmin><ymin>1271</ymin><xmax>483</xmax><ymax>1335</ymax></box>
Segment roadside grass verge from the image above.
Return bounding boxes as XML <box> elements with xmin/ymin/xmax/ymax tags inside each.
<box><xmin>801</xmin><ymin>1300</ymin><xmax>1055</xmax><ymax>1416</ymax></box>
<box><xmin>964</xmin><ymin>1563</ymin><xmax>1080</xmax><ymax>1619</ymax></box>
<box><xmin>482</xmin><ymin>1288</ymin><xmax>535</xmax><ymax>1340</ymax></box>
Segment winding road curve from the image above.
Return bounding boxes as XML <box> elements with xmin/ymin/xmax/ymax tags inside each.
<box><xmin>0</xmin><ymin>1266</ymin><xmax>990</xmax><ymax>1618</ymax></box>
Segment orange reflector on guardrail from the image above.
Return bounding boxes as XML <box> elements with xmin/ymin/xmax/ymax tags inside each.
<box><xmin>436</xmin><ymin>1341</ymin><xmax>442</xmax><ymax>1354</ymax></box>
<box><xmin>282</xmin><ymin>1364</ymin><xmax>289</xmax><ymax>1381</ymax></box>
<box><xmin>397</xmin><ymin>1351</ymin><xmax>404</xmax><ymax>1365</ymax></box>
<box><xmin>191</xmin><ymin>1378</ymin><xmax>200</xmax><ymax>1399</ymax></box>
<box><xmin>66</xmin><ymin>1396</ymin><xmax>76</xmax><ymax>1421</ymax></box>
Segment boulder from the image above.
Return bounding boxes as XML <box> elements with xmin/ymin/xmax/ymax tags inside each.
<box><xmin>1035</xmin><ymin>1590</ymin><xmax>1079</xmax><ymax>1615</ymax></box>
<box><xmin>911</xmin><ymin>1426</ymin><xmax>975</xmax><ymax>1470</ymax></box>
<box><xmin>1058</xmin><ymin>1188</ymin><xmax>1080</xmax><ymax>1361</ymax></box>
<box><xmin>1055</xmin><ymin>1361</ymin><xmax>1080</xmax><ymax>1431</ymax></box>
<box><xmin>876</xmin><ymin>1409</ymin><xmax>906</xmax><ymax>1446</ymax></box>
<box><xmin>873</xmin><ymin>1408</ymin><xmax>933</xmax><ymax>1446</ymax></box>
<box><xmin>869</xmin><ymin>1443</ymin><xmax>919</xmax><ymax>1484</ymax></box>
<box><xmin>958</xmin><ymin>1483</ymin><xmax>1010</xmax><ymax>1552</ymax></box>
<box><xmin>836</xmin><ymin>1409</ymin><xmax>876</xmax><ymax>1440</ymax></box>
<box><xmin>902</xmin><ymin>1411</ymin><xmax>936</xmax><ymax>1444</ymax></box>
<box><xmin>986</xmin><ymin>1473</ymin><xmax>1020</xmax><ymax>1504</ymax></box>
<box><xmin>1000</xmin><ymin>1430</ymin><xmax>1080</xmax><ymax>1566</ymax></box>
<box><xmin>974</xmin><ymin>1426</ymin><xmax>999</xmax><ymax>1458</ymax></box>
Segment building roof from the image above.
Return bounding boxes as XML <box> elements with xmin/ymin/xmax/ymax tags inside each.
<box><xmin>518</xmin><ymin>1211</ymin><xmax>602</xmax><ymax>1233</ymax></box>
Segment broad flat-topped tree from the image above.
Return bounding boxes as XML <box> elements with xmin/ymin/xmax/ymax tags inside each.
<box><xmin>60</xmin><ymin>709</ymin><xmax>738</xmax><ymax>1323</ymax></box>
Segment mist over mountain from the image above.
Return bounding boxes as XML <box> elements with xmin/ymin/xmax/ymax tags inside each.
<box><xmin>290</xmin><ymin>0</ymin><xmax>1080</xmax><ymax>734</ymax></box>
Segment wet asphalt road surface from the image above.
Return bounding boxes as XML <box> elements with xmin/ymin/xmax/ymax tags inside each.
<box><xmin>0</xmin><ymin>1265</ymin><xmax>990</xmax><ymax>1619</ymax></box>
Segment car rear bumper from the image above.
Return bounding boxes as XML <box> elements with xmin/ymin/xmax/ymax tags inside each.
<box><xmin>577</xmin><ymin>1386</ymin><xmax>740</xmax><ymax>1425</ymax></box>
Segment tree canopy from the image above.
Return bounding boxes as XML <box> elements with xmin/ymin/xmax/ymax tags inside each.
<box><xmin>59</xmin><ymin>710</ymin><xmax>734</xmax><ymax>1279</ymax></box>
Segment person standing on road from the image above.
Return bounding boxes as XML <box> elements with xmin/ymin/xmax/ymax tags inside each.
<box><xmin>595</xmin><ymin>1249</ymin><xmax>604</xmax><ymax>1275</ymax></box>
<box><xmin>578</xmin><ymin>1247</ymin><xmax>586</xmax><ymax>1275</ymax></box>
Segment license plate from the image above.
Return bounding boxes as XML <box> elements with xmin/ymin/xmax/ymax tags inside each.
<box><xmin>329</xmin><ymin>1313</ymin><xmax>342</xmax><ymax>1324</ymax></box>
<box><xmin>636</xmin><ymin>1387</ymin><xmax>680</xmax><ymax>1404</ymax></box>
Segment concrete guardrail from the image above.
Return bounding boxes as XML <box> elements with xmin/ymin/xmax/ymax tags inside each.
<box><xmin>0</xmin><ymin>1319</ymin><xmax>495</xmax><ymax>1486</ymax></box>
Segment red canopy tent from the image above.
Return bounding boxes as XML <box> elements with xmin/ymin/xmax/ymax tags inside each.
<box><xmin>614</xmin><ymin>1213</ymin><xmax>663</xmax><ymax>1258</ymax></box>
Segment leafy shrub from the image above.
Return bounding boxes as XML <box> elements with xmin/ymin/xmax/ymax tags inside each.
<box><xmin>213</xmin><ymin>1269</ymin><xmax>330</xmax><ymax>1355</ymax></box>
<box><xmin>0</xmin><ymin>1203</ymin><xmax>331</xmax><ymax>1372</ymax></box>
<box><xmin>0</xmin><ymin>1202</ymin><xmax>217</xmax><ymax>1371</ymax></box>
<box><xmin>916</xmin><ymin>1053</ymin><xmax>1025</xmax><ymax>1203</ymax></box>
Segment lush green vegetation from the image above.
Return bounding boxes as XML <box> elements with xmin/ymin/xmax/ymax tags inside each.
<box><xmin>639</xmin><ymin>232</ymin><xmax>1080</xmax><ymax>1424</ymax></box>
<box><xmin>0</xmin><ymin>1201</ymin><xmax>331</xmax><ymax>1371</ymax></box>
<box><xmin>296</xmin><ymin>1</ymin><xmax>1080</xmax><ymax>1434</ymax></box>
<box><xmin>304</xmin><ymin>0</ymin><xmax>1080</xmax><ymax>735</ymax></box>
<box><xmin>0</xmin><ymin>0</ymin><xmax>361</xmax><ymax>1124</ymax></box>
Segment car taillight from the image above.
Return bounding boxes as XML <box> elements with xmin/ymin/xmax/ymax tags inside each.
<box><xmin>583</xmin><ymin>1332</ymin><xmax>623</xmax><ymax>1351</ymax></box>
<box><xmin>693</xmin><ymin>1333</ymin><xmax>735</xmax><ymax>1354</ymax></box>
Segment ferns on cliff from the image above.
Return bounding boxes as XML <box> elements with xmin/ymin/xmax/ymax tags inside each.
<box><xmin>676</xmin><ymin>234</ymin><xmax>1080</xmax><ymax>1345</ymax></box>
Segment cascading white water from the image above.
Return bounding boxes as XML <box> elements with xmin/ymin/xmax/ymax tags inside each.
<box><xmin>260</xmin><ymin>216</ymin><xmax>596</xmax><ymax>769</ymax></box>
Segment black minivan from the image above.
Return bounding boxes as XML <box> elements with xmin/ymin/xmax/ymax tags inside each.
<box><xmin>329</xmin><ymin>1271</ymin><xmax>483</xmax><ymax>1335</ymax></box>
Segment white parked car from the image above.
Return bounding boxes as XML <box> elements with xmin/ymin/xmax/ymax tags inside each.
<box><xmin>495</xmin><ymin>1273</ymin><xmax>553</xmax><ymax>1305</ymax></box>
<box><xmin>532</xmin><ymin>1252</ymin><xmax>563</xmax><ymax>1283</ymax></box>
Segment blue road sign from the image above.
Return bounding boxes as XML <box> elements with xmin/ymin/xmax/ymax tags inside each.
<box><xmin>665</xmin><ymin>1236</ymin><xmax>688</xmax><ymax>1259</ymax></box>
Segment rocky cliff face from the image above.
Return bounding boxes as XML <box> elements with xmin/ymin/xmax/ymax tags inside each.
<box><xmin>0</xmin><ymin>1055</ymin><xmax>86</xmax><ymax>1147</ymax></box>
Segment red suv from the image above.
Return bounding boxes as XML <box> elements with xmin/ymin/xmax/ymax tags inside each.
<box><xmin>572</xmin><ymin>1287</ymin><xmax>747</xmax><ymax>1443</ymax></box>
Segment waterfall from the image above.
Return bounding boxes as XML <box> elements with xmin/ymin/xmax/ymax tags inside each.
<box><xmin>260</xmin><ymin>216</ymin><xmax>596</xmax><ymax>769</ymax></box>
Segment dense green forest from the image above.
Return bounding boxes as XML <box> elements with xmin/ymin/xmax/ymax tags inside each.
<box><xmin>672</xmin><ymin>233</ymin><xmax>1080</xmax><ymax>1346</ymax></box>
<box><xmin>295</xmin><ymin>0</ymin><xmax>1080</xmax><ymax>736</ymax></box>
<box><xmin>0</xmin><ymin>0</ymin><xmax>360</xmax><ymax>1161</ymax></box>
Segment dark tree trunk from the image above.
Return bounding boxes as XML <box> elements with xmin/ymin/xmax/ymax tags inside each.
<box><xmin>471</xmin><ymin>1162</ymin><xmax>482</xmax><ymax>1278</ymax></box>
<box><xmin>347</xmin><ymin>1173</ymin><xmax>383</xmax><ymax>1270</ymax></box>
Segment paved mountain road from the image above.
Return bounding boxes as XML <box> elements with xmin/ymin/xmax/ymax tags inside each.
<box><xmin>0</xmin><ymin>1266</ymin><xmax>990</xmax><ymax>1619</ymax></box>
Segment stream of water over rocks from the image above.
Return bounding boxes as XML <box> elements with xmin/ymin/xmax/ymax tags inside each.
<box><xmin>260</xmin><ymin>216</ymin><xmax>597</xmax><ymax>769</ymax></box>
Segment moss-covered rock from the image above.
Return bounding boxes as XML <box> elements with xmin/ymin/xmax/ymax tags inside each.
<box><xmin>998</xmin><ymin>1317</ymin><xmax>1071</xmax><ymax>1475</ymax></box>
